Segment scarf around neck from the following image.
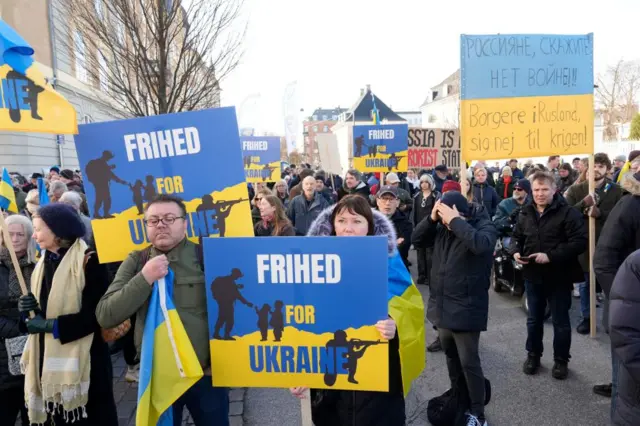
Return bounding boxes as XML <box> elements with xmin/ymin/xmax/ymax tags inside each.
<box><xmin>20</xmin><ymin>238</ymin><xmax>93</xmax><ymax>425</ymax></box>
<box><xmin>0</xmin><ymin>247</ymin><xmax>33</xmax><ymax>299</ymax></box>
<box><xmin>502</xmin><ymin>176</ymin><xmax>512</xmax><ymax>199</ymax></box>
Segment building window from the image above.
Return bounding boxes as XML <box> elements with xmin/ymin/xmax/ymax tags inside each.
<box><xmin>73</xmin><ymin>31</ymin><xmax>88</xmax><ymax>83</ymax></box>
<box><xmin>312</xmin><ymin>115</ymin><xmax>318</xmax><ymax>121</ymax></box>
<box><xmin>322</xmin><ymin>115</ymin><xmax>327</xmax><ymax>120</ymax></box>
<box><xmin>332</xmin><ymin>115</ymin><xmax>337</xmax><ymax>120</ymax></box>
<box><xmin>304</xmin><ymin>126</ymin><xmax>308</xmax><ymax>133</ymax></box>
<box><xmin>323</xmin><ymin>125</ymin><xmax>328</xmax><ymax>132</ymax></box>
<box><xmin>312</xmin><ymin>125</ymin><xmax>318</xmax><ymax>132</ymax></box>
<box><xmin>98</xmin><ymin>51</ymin><xmax>108</xmax><ymax>92</ymax></box>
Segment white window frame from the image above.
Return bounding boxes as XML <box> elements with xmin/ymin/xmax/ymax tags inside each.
<box><xmin>73</xmin><ymin>31</ymin><xmax>88</xmax><ymax>83</ymax></box>
<box><xmin>98</xmin><ymin>50</ymin><xmax>109</xmax><ymax>92</ymax></box>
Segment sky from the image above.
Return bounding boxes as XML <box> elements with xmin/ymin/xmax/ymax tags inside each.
<box><xmin>220</xmin><ymin>0</ymin><xmax>639</xmax><ymax>135</ymax></box>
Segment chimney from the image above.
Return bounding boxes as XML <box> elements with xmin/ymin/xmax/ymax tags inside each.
<box><xmin>366</xmin><ymin>84</ymin><xmax>371</xmax><ymax>92</ymax></box>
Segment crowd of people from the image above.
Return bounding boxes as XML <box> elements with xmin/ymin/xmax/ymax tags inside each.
<box><xmin>0</xmin><ymin>149</ymin><xmax>639</xmax><ymax>425</ymax></box>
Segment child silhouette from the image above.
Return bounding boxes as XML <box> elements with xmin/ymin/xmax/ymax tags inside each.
<box><xmin>255</xmin><ymin>304</ymin><xmax>271</xmax><ymax>341</ymax></box>
<box><xmin>143</xmin><ymin>175</ymin><xmax>157</xmax><ymax>202</ymax></box>
<box><xmin>130</xmin><ymin>180</ymin><xmax>144</xmax><ymax>214</ymax></box>
<box><xmin>270</xmin><ymin>300</ymin><xmax>285</xmax><ymax>342</ymax></box>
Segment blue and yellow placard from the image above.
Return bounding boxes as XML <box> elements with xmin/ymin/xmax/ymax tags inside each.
<box><xmin>460</xmin><ymin>34</ymin><xmax>594</xmax><ymax>160</ymax></box>
<box><xmin>352</xmin><ymin>124</ymin><xmax>409</xmax><ymax>173</ymax></box>
<box><xmin>203</xmin><ymin>236</ymin><xmax>390</xmax><ymax>391</ymax></box>
<box><xmin>0</xmin><ymin>19</ymin><xmax>77</xmax><ymax>134</ymax></box>
<box><xmin>74</xmin><ymin>107</ymin><xmax>253</xmax><ymax>263</ymax></box>
<box><xmin>241</xmin><ymin>136</ymin><xmax>280</xmax><ymax>183</ymax></box>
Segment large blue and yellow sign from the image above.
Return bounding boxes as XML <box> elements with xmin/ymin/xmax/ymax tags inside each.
<box><xmin>0</xmin><ymin>19</ymin><xmax>77</xmax><ymax>134</ymax></box>
<box><xmin>352</xmin><ymin>124</ymin><xmax>409</xmax><ymax>172</ymax></box>
<box><xmin>460</xmin><ymin>34</ymin><xmax>594</xmax><ymax>160</ymax></box>
<box><xmin>203</xmin><ymin>236</ymin><xmax>390</xmax><ymax>391</ymax></box>
<box><xmin>241</xmin><ymin>136</ymin><xmax>280</xmax><ymax>183</ymax></box>
<box><xmin>74</xmin><ymin>107</ymin><xmax>253</xmax><ymax>263</ymax></box>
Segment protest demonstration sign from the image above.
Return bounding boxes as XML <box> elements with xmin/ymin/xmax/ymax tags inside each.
<box><xmin>203</xmin><ymin>236</ymin><xmax>390</xmax><ymax>391</ymax></box>
<box><xmin>74</xmin><ymin>107</ymin><xmax>254</xmax><ymax>263</ymax></box>
<box><xmin>241</xmin><ymin>136</ymin><xmax>280</xmax><ymax>183</ymax></box>
<box><xmin>408</xmin><ymin>128</ymin><xmax>461</xmax><ymax>170</ymax></box>
<box><xmin>352</xmin><ymin>124</ymin><xmax>409</xmax><ymax>172</ymax></box>
<box><xmin>460</xmin><ymin>34</ymin><xmax>594</xmax><ymax>161</ymax></box>
<box><xmin>316</xmin><ymin>133</ymin><xmax>343</xmax><ymax>176</ymax></box>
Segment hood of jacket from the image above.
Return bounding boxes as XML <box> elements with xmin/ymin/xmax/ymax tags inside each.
<box><xmin>307</xmin><ymin>204</ymin><xmax>398</xmax><ymax>256</ymax></box>
<box><xmin>342</xmin><ymin>180</ymin><xmax>367</xmax><ymax>193</ymax></box>
<box><xmin>621</xmin><ymin>172</ymin><xmax>640</xmax><ymax>196</ymax></box>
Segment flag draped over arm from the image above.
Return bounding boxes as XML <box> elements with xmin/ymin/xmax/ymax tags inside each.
<box><xmin>387</xmin><ymin>251</ymin><xmax>425</xmax><ymax>395</ymax></box>
<box><xmin>136</xmin><ymin>269</ymin><xmax>203</xmax><ymax>426</ymax></box>
<box><xmin>0</xmin><ymin>19</ymin><xmax>77</xmax><ymax>134</ymax></box>
<box><xmin>0</xmin><ymin>168</ymin><xmax>18</xmax><ymax>213</ymax></box>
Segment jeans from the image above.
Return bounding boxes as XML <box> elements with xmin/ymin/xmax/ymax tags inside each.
<box><xmin>172</xmin><ymin>377</ymin><xmax>229</xmax><ymax>426</ymax></box>
<box><xmin>578</xmin><ymin>272</ymin><xmax>590</xmax><ymax>320</ymax></box>
<box><xmin>439</xmin><ymin>329</ymin><xmax>485</xmax><ymax>418</ymax></box>
<box><xmin>525</xmin><ymin>280</ymin><xmax>572</xmax><ymax>361</ymax></box>
<box><xmin>611</xmin><ymin>344</ymin><xmax>620</xmax><ymax>421</ymax></box>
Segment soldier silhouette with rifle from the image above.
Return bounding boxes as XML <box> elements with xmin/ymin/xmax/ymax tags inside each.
<box><xmin>323</xmin><ymin>330</ymin><xmax>383</xmax><ymax>386</ymax></box>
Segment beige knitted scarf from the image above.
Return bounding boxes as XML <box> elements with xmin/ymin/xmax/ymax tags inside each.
<box><xmin>20</xmin><ymin>238</ymin><xmax>93</xmax><ymax>425</ymax></box>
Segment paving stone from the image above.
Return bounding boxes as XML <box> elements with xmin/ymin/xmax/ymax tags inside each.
<box><xmin>229</xmin><ymin>388</ymin><xmax>245</xmax><ymax>402</ymax></box>
<box><xmin>229</xmin><ymin>401</ymin><xmax>244</xmax><ymax>416</ymax></box>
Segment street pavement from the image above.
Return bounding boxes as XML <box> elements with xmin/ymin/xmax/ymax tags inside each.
<box><xmin>243</xmin><ymin>249</ymin><xmax>613</xmax><ymax>426</ymax></box>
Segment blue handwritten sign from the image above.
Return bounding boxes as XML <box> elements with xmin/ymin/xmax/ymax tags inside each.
<box><xmin>460</xmin><ymin>34</ymin><xmax>594</xmax><ymax>100</ymax></box>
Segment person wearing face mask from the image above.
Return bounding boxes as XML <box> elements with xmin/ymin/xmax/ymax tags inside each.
<box><xmin>565</xmin><ymin>153</ymin><xmax>624</xmax><ymax>335</ymax></box>
<box><xmin>375</xmin><ymin>186</ymin><xmax>412</xmax><ymax>268</ymax></box>
<box><xmin>287</xmin><ymin>176</ymin><xmax>329</xmax><ymax>235</ymax></box>
<box><xmin>290</xmin><ymin>195</ymin><xmax>425</xmax><ymax>426</ymax></box>
<box><xmin>412</xmin><ymin>191</ymin><xmax>497</xmax><ymax>426</ymax></box>
<box><xmin>0</xmin><ymin>215</ymin><xmax>37</xmax><ymax>424</ymax></box>
<box><xmin>254</xmin><ymin>195</ymin><xmax>295</xmax><ymax>237</ymax></box>
<box><xmin>337</xmin><ymin>169</ymin><xmax>370</xmax><ymax>201</ymax></box>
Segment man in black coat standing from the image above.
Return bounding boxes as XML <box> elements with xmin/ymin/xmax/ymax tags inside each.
<box><xmin>510</xmin><ymin>171</ymin><xmax>587</xmax><ymax>380</ymax></box>
<box><xmin>412</xmin><ymin>191</ymin><xmax>497</xmax><ymax>426</ymax></box>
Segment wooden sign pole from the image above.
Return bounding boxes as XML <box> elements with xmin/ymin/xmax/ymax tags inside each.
<box><xmin>0</xmin><ymin>211</ymin><xmax>29</xmax><ymax>295</ymax></box>
<box><xmin>300</xmin><ymin>389</ymin><xmax>313</xmax><ymax>426</ymax></box>
<box><xmin>588</xmin><ymin>155</ymin><xmax>597</xmax><ymax>337</ymax></box>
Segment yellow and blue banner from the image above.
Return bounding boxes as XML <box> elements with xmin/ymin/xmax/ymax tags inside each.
<box><xmin>352</xmin><ymin>123</ymin><xmax>409</xmax><ymax>173</ymax></box>
<box><xmin>136</xmin><ymin>269</ymin><xmax>203</xmax><ymax>426</ymax></box>
<box><xmin>37</xmin><ymin>177</ymin><xmax>49</xmax><ymax>207</ymax></box>
<box><xmin>0</xmin><ymin>19</ymin><xmax>77</xmax><ymax>134</ymax></box>
<box><xmin>241</xmin><ymin>136</ymin><xmax>280</xmax><ymax>183</ymax></box>
<box><xmin>0</xmin><ymin>168</ymin><xmax>18</xmax><ymax>213</ymax></box>
<box><xmin>203</xmin><ymin>236</ymin><xmax>390</xmax><ymax>391</ymax></box>
<box><xmin>460</xmin><ymin>34</ymin><xmax>594</xmax><ymax>161</ymax></box>
<box><xmin>73</xmin><ymin>107</ymin><xmax>254</xmax><ymax>263</ymax></box>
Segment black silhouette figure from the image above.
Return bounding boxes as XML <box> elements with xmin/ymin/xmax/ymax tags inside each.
<box><xmin>85</xmin><ymin>150</ymin><xmax>128</xmax><ymax>218</ymax></box>
<box><xmin>323</xmin><ymin>330</ymin><xmax>382</xmax><ymax>386</ymax></box>
<box><xmin>243</xmin><ymin>155</ymin><xmax>253</xmax><ymax>169</ymax></box>
<box><xmin>212</xmin><ymin>198</ymin><xmax>248</xmax><ymax>237</ymax></box>
<box><xmin>195</xmin><ymin>194</ymin><xmax>217</xmax><ymax>236</ymax></box>
<box><xmin>367</xmin><ymin>144</ymin><xmax>378</xmax><ymax>158</ymax></box>
<box><xmin>270</xmin><ymin>300</ymin><xmax>284</xmax><ymax>342</ymax></box>
<box><xmin>386</xmin><ymin>154</ymin><xmax>405</xmax><ymax>172</ymax></box>
<box><xmin>130</xmin><ymin>180</ymin><xmax>145</xmax><ymax>215</ymax></box>
<box><xmin>354</xmin><ymin>135</ymin><xmax>367</xmax><ymax>157</ymax></box>
<box><xmin>261</xmin><ymin>164</ymin><xmax>276</xmax><ymax>182</ymax></box>
<box><xmin>255</xmin><ymin>304</ymin><xmax>272</xmax><ymax>341</ymax></box>
<box><xmin>5</xmin><ymin>70</ymin><xmax>45</xmax><ymax>123</ymax></box>
<box><xmin>143</xmin><ymin>175</ymin><xmax>157</xmax><ymax>202</ymax></box>
<box><xmin>211</xmin><ymin>268</ymin><xmax>253</xmax><ymax>340</ymax></box>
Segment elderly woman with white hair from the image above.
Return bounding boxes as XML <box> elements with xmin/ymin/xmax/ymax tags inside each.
<box><xmin>48</xmin><ymin>181</ymin><xmax>68</xmax><ymax>203</ymax></box>
<box><xmin>21</xmin><ymin>189</ymin><xmax>39</xmax><ymax>220</ymax></box>
<box><xmin>495</xmin><ymin>166</ymin><xmax>516</xmax><ymax>200</ymax></box>
<box><xmin>0</xmin><ymin>215</ymin><xmax>37</xmax><ymax>424</ymax></box>
<box><xmin>59</xmin><ymin>191</ymin><xmax>93</xmax><ymax>245</ymax></box>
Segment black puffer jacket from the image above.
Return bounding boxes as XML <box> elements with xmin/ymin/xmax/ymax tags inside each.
<box><xmin>609</xmin><ymin>249</ymin><xmax>640</xmax><ymax>425</ymax></box>
<box><xmin>412</xmin><ymin>203</ymin><xmax>497</xmax><ymax>331</ymax></box>
<box><xmin>509</xmin><ymin>194</ymin><xmax>587</xmax><ymax>285</ymax></box>
<box><xmin>594</xmin><ymin>172</ymin><xmax>640</xmax><ymax>296</ymax></box>
<box><xmin>337</xmin><ymin>181</ymin><xmax>371</xmax><ymax>201</ymax></box>
<box><xmin>0</xmin><ymin>252</ymin><xmax>34</xmax><ymax>391</ymax></box>
<box><xmin>306</xmin><ymin>206</ymin><xmax>405</xmax><ymax>426</ymax></box>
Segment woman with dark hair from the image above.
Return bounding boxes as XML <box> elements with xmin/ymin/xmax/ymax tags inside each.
<box><xmin>290</xmin><ymin>195</ymin><xmax>425</xmax><ymax>426</ymax></box>
<box><xmin>18</xmin><ymin>204</ymin><xmax>117</xmax><ymax>425</ymax></box>
<box><xmin>254</xmin><ymin>195</ymin><xmax>295</xmax><ymax>236</ymax></box>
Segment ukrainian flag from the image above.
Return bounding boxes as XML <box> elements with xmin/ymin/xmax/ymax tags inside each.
<box><xmin>371</xmin><ymin>91</ymin><xmax>380</xmax><ymax>125</ymax></box>
<box><xmin>136</xmin><ymin>269</ymin><xmax>203</xmax><ymax>426</ymax></box>
<box><xmin>0</xmin><ymin>19</ymin><xmax>77</xmax><ymax>134</ymax></box>
<box><xmin>37</xmin><ymin>176</ymin><xmax>49</xmax><ymax>207</ymax></box>
<box><xmin>387</xmin><ymin>251</ymin><xmax>425</xmax><ymax>395</ymax></box>
<box><xmin>0</xmin><ymin>168</ymin><xmax>18</xmax><ymax>213</ymax></box>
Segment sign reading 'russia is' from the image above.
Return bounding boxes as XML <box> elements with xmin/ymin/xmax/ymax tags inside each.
<box><xmin>460</xmin><ymin>34</ymin><xmax>594</xmax><ymax>161</ymax></box>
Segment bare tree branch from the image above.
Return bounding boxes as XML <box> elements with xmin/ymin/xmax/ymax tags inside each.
<box><xmin>55</xmin><ymin>0</ymin><xmax>246</xmax><ymax>117</ymax></box>
<box><xmin>596</xmin><ymin>59</ymin><xmax>640</xmax><ymax>141</ymax></box>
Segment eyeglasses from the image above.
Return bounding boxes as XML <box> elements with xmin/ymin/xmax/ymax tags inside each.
<box><xmin>379</xmin><ymin>196</ymin><xmax>396</xmax><ymax>202</ymax></box>
<box><xmin>144</xmin><ymin>216</ymin><xmax>185</xmax><ymax>227</ymax></box>
<box><xmin>514</xmin><ymin>188</ymin><xmax>525</xmax><ymax>192</ymax></box>
<box><xmin>255</xmin><ymin>197</ymin><xmax>262</xmax><ymax>202</ymax></box>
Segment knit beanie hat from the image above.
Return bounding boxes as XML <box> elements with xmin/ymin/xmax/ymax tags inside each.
<box><xmin>442</xmin><ymin>180</ymin><xmax>462</xmax><ymax>193</ymax></box>
<box><xmin>441</xmin><ymin>191</ymin><xmax>470</xmax><ymax>216</ymax></box>
<box><xmin>37</xmin><ymin>204</ymin><xmax>86</xmax><ymax>241</ymax></box>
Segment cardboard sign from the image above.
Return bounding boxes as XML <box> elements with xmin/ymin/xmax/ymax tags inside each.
<box><xmin>204</xmin><ymin>236</ymin><xmax>390</xmax><ymax>391</ymax></box>
<box><xmin>241</xmin><ymin>136</ymin><xmax>280</xmax><ymax>183</ymax></box>
<box><xmin>460</xmin><ymin>34</ymin><xmax>594</xmax><ymax>160</ymax></box>
<box><xmin>316</xmin><ymin>133</ymin><xmax>343</xmax><ymax>176</ymax></box>
<box><xmin>408</xmin><ymin>128</ymin><xmax>461</xmax><ymax>170</ymax></box>
<box><xmin>74</xmin><ymin>107</ymin><xmax>254</xmax><ymax>263</ymax></box>
<box><xmin>352</xmin><ymin>124</ymin><xmax>409</xmax><ymax>172</ymax></box>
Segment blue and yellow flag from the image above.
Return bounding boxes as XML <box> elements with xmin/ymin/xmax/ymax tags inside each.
<box><xmin>387</xmin><ymin>251</ymin><xmax>426</xmax><ymax>395</ymax></box>
<box><xmin>37</xmin><ymin>177</ymin><xmax>49</xmax><ymax>207</ymax></box>
<box><xmin>0</xmin><ymin>168</ymin><xmax>18</xmax><ymax>213</ymax></box>
<box><xmin>0</xmin><ymin>19</ymin><xmax>77</xmax><ymax>134</ymax></box>
<box><xmin>137</xmin><ymin>269</ymin><xmax>203</xmax><ymax>426</ymax></box>
<box><xmin>371</xmin><ymin>91</ymin><xmax>380</xmax><ymax>125</ymax></box>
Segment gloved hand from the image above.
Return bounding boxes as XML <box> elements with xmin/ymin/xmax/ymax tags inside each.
<box><xmin>582</xmin><ymin>192</ymin><xmax>599</xmax><ymax>207</ymax></box>
<box><xmin>18</xmin><ymin>293</ymin><xmax>40</xmax><ymax>314</ymax></box>
<box><xmin>588</xmin><ymin>205</ymin><xmax>601</xmax><ymax>218</ymax></box>
<box><xmin>25</xmin><ymin>315</ymin><xmax>55</xmax><ymax>334</ymax></box>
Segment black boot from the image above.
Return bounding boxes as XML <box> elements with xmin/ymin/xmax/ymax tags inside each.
<box><xmin>523</xmin><ymin>354</ymin><xmax>540</xmax><ymax>375</ymax></box>
<box><xmin>593</xmin><ymin>383</ymin><xmax>612</xmax><ymax>397</ymax></box>
<box><xmin>427</xmin><ymin>337</ymin><xmax>442</xmax><ymax>352</ymax></box>
<box><xmin>576</xmin><ymin>318</ymin><xmax>590</xmax><ymax>335</ymax></box>
<box><xmin>552</xmin><ymin>360</ymin><xmax>568</xmax><ymax>380</ymax></box>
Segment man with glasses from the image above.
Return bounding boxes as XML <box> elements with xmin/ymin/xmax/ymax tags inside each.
<box><xmin>493</xmin><ymin>179</ymin><xmax>531</xmax><ymax>233</ymax></box>
<box><xmin>375</xmin><ymin>185</ymin><xmax>412</xmax><ymax>267</ymax></box>
<box><xmin>97</xmin><ymin>194</ymin><xmax>230</xmax><ymax>425</ymax></box>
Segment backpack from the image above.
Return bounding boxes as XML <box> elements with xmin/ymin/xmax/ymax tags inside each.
<box><xmin>427</xmin><ymin>376</ymin><xmax>492</xmax><ymax>426</ymax></box>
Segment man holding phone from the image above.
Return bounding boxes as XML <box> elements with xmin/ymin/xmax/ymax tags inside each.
<box><xmin>510</xmin><ymin>172</ymin><xmax>587</xmax><ymax>380</ymax></box>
